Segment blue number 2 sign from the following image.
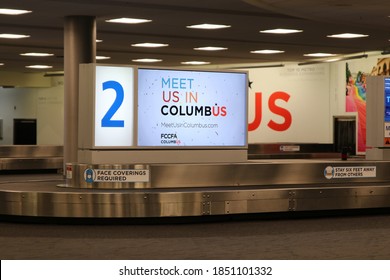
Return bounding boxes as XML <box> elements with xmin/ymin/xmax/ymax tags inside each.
<box><xmin>93</xmin><ymin>65</ymin><xmax>134</xmax><ymax>147</ymax></box>
<box><xmin>101</xmin><ymin>80</ymin><xmax>124</xmax><ymax>127</ymax></box>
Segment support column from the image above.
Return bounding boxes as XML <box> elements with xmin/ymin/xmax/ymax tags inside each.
<box><xmin>64</xmin><ymin>16</ymin><xmax>96</xmax><ymax>166</ymax></box>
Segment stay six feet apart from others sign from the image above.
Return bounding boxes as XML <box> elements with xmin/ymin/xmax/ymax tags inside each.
<box><xmin>324</xmin><ymin>166</ymin><xmax>376</xmax><ymax>179</ymax></box>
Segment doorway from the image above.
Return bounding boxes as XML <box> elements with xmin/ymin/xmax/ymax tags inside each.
<box><xmin>13</xmin><ymin>119</ymin><xmax>37</xmax><ymax>145</ymax></box>
<box><xmin>334</xmin><ymin>117</ymin><xmax>356</xmax><ymax>155</ymax></box>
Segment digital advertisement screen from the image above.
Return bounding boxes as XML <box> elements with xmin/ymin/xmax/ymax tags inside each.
<box><xmin>137</xmin><ymin>68</ymin><xmax>247</xmax><ymax>147</ymax></box>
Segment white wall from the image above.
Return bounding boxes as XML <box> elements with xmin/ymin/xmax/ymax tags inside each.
<box><xmin>36</xmin><ymin>78</ymin><xmax>64</xmax><ymax>145</ymax></box>
<box><xmin>0</xmin><ymin>77</ymin><xmax>64</xmax><ymax>145</ymax></box>
<box><xmin>0</xmin><ymin>88</ymin><xmax>37</xmax><ymax>145</ymax></box>
<box><xmin>245</xmin><ymin>63</ymin><xmax>332</xmax><ymax>144</ymax></box>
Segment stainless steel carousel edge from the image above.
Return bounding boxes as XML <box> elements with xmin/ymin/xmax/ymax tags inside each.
<box><xmin>2</xmin><ymin>160</ymin><xmax>390</xmax><ymax>218</ymax></box>
<box><xmin>2</xmin><ymin>184</ymin><xmax>390</xmax><ymax>218</ymax></box>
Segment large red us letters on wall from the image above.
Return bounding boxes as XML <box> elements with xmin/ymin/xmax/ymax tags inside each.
<box><xmin>248</xmin><ymin>91</ymin><xmax>292</xmax><ymax>132</ymax></box>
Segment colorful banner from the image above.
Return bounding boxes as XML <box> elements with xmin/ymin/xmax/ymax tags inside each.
<box><xmin>345</xmin><ymin>63</ymin><xmax>367</xmax><ymax>153</ymax></box>
<box><xmin>346</xmin><ymin>57</ymin><xmax>390</xmax><ymax>153</ymax></box>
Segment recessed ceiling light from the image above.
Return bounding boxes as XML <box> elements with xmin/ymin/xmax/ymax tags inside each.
<box><xmin>132</xmin><ymin>58</ymin><xmax>162</xmax><ymax>63</ymax></box>
<box><xmin>131</xmin><ymin>43</ymin><xmax>168</xmax><ymax>48</ymax></box>
<box><xmin>0</xmin><ymin>8</ymin><xmax>32</xmax><ymax>15</ymax></box>
<box><xmin>106</xmin><ymin>17</ymin><xmax>152</xmax><ymax>24</ymax></box>
<box><xmin>20</xmin><ymin>52</ymin><xmax>54</xmax><ymax>57</ymax></box>
<box><xmin>194</xmin><ymin>46</ymin><xmax>228</xmax><ymax>51</ymax></box>
<box><xmin>181</xmin><ymin>61</ymin><xmax>211</xmax><ymax>65</ymax></box>
<box><xmin>0</xmin><ymin>33</ymin><xmax>30</xmax><ymax>39</ymax></box>
<box><xmin>186</xmin><ymin>23</ymin><xmax>231</xmax><ymax>30</ymax></box>
<box><xmin>26</xmin><ymin>65</ymin><xmax>53</xmax><ymax>69</ymax></box>
<box><xmin>0</xmin><ymin>63</ymin><xmax>4</xmax><ymax>66</ymax></box>
<box><xmin>327</xmin><ymin>33</ymin><xmax>369</xmax><ymax>39</ymax></box>
<box><xmin>260</xmin><ymin>28</ymin><xmax>303</xmax><ymax>34</ymax></box>
<box><xmin>304</xmin><ymin>53</ymin><xmax>337</xmax><ymax>57</ymax></box>
<box><xmin>251</xmin><ymin>49</ymin><xmax>285</xmax><ymax>54</ymax></box>
<box><xmin>96</xmin><ymin>56</ymin><xmax>111</xmax><ymax>60</ymax></box>
<box><xmin>96</xmin><ymin>39</ymin><xmax>103</xmax><ymax>43</ymax></box>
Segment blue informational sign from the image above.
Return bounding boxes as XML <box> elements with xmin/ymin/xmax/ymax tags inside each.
<box><xmin>384</xmin><ymin>77</ymin><xmax>390</xmax><ymax>122</ymax></box>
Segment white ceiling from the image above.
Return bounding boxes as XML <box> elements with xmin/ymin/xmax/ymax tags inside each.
<box><xmin>1</xmin><ymin>0</ymin><xmax>390</xmax><ymax>72</ymax></box>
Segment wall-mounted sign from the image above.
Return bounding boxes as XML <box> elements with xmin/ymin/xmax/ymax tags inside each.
<box><xmin>280</xmin><ymin>145</ymin><xmax>300</xmax><ymax>152</ymax></box>
<box><xmin>137</xmin><ymin>68</ymin><xmax>247</xmax><ymax>147</ymax></box>
<box><xmin>245</xmin><ymin>64</ymin><xmax>330</xmax><ymax>144</ymax></box>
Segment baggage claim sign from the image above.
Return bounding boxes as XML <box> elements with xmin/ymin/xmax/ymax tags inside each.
<box><xmin>137</xmin><ymin>68</ymin><xmax>247</xmax><ymax>147</ymax></box>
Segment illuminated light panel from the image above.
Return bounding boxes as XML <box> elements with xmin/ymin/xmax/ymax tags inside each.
<box><xmin>96</xmin><ymin>56</ymin><xmax>111</xmax><ymax>60</ymax></box>
<box><xmin>106</xmin><ymin>17</ymin><xmax>152</xmax><ymax>24</ymax></box>
<box><xmin>26</xmin><ymin>65</ymin><xmax>53</xmax><ymax>69</ymax></box>
<box><xmin>131</xmin><ymin>43</ymin><xmax>168</xmax><ymax>48</ymax></box>
<box><xmin>186</xmin><ymin>23</ymin><xmax>231</xmax><ymax>30</ymax></box>
<box><xmin>181</xmin><ymin>61</ymin><xmax>210</xmax><ymax>65</ymax></box>
<box><xmin>0</xmin><ymin>63</ymin><xmax>4</xmax><ymax>66</ymax></box>
<box><xmin>304</xmin><ymin>53</ymin><xmax>337</xmax><ymax>57</ymax></box>
<box><xmin>327</xmin><ymin>33</ymin><xmax>369</xmax><ymax>38</ymax></box>
<box><xmin>20</xmin><ymin>52</ymin><xmax>54</xmax><ymax>57</ymax></box>
<box><xmin>132</xmin><ymin>58</ymin><xmax>162</xmax><ymax>63</ymax></box>
<box><xmin>251</xmin><ymin>49</ymin><xmax>285</xmax><ymax>54</ymax></box>
<box><xmin>94</xmin><ymin>66</ymin><xmax>135</xmax><ymax>147</ymax></box>
<box><xmin>194</xmin><ymin>46</ymin><xmax>228</xmax><ymax>51</ymax></box>
<box><xmin>0</xmin><ymin>8</ymin><xmax>32</xmax><ymax>15</ymax></box>
<box><xmin>96</xmin><ymin>39</ymin><xmax>103</xmax><ymax>43</ymax></box>
<box><xmin>0</xmin><ymin>33</ymin><xmax>30</xmax><ymax>39</ymax></box>
<box><xmin>260</xmin><ymin>28</ymin><xmax>303</xmax><ymax>34</ymax></box>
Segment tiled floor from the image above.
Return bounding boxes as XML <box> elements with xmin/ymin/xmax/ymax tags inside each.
<box><xmin>1</xmin><ymin>211</ymin><xmax>390</xmax><ymax>259</ymax></box>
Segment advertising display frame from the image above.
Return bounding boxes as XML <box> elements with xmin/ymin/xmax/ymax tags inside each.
<box><xmin>136</xmin><ymin>66</ymin><xmax>248</xmax><ymax>150</ymax></box>
<box><xmin>78</xmin><ymin>63</ymin><xmax>248</xmax><ymax>164</ymax></box>
<box><xmin>79</xmin><ymin>63</ymin><xmax>248</xmax><ymax>150</ymax></box>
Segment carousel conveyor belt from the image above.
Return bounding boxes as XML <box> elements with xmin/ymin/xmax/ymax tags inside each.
<box><xmin>1</xmin><ymin>159</ymin><xmax>390</xmax><ymax>218</ymax></box>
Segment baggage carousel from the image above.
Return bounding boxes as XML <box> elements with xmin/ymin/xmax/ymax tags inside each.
<box><xmin>2</xmin><ymin>157</ymin><xmax>390</xmax><ymax>218</ymax></box>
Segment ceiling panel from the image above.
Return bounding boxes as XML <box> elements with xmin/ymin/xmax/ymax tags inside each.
<box><xmin>0</xmin><ymin>0</ymin><xmax>389</xmax><ymax>72</ymax></box>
